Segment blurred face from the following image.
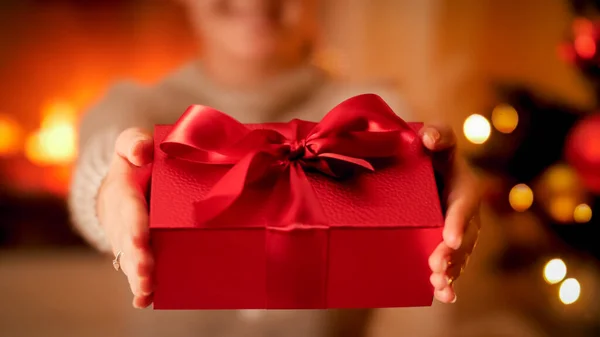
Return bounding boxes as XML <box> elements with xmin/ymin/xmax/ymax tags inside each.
<box><xmin>180</xmin><ymin>0</ymin><xmax>318</xmax><ymax>64</ymax></box>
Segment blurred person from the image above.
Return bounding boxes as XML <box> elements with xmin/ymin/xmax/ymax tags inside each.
<box><xmin>69</xmin><ymin>0</ymin><xmax>480</xmax><ymax>336</ymax></box>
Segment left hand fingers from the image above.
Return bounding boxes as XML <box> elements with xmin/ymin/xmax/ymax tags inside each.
<box><xmin>435</xmin><ymin>216</ymin><xmax>479</xmax><ymax>277</ymax></box>
<box><xmin>431</xmin><ymin>255</ymin><xmax>468</xmax><ymax>303</ymax></box>
<box><xmin>419</xmin><ymin>124</ymin><xmax>481</xmax><ymax>250</ymax></box>
<box><xmin>429</xmin><ymin>218</ymin><xmax>480</xmax><ymax>303</ymax></box>
<box><xmin>430</xmin><ymin>272</ymin><xmax>452</xmax><ymax>290</ymax></box>
<box><xmin>419</xmin><ymin>124</ymin><xmax>457</xmax><ymax>152</ymax></box>
<box><xmin>442</xmin><ymin>158</ymin><xmax>480</xmax><ymax>250</ymax></box>
<box><xmin>428</xmin><ymin>190</ymin><xmax>480</xmax><ymax>274</ymax></box>
<box><xmin>430</xmin><ymin>254</ymin><xmax>467</xmax><ymax>304</ymax></box>
<box><xmin>421</xmin><ymin>124</ymin><xmax>481</xmax><ymax>303</ymax></box>
<box><xmin>429</xmin><ymin>238</ymin><xmax>472</xmax><ymax>284</ymax></box>
<box><xmin>434</xmin><ymin>287</ymin><xmax>456</xmax><ymax>304</ymax></box>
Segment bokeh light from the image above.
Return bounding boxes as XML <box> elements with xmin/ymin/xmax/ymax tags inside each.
<box><xmin>543</xmin><ymin>258</ymin><xmax>567</xmax><ymax>284</ymax></box>
<box><xmin>540</xmin><ymin>164</ymin><xmax>581</xmax><ymax>193</ymax></box>
<box><xmin>574</xmin><ymin>203</ymin><xmax>593</xmax><ymax>223</ymax></box>
<box><xmin>565</xmin><ymin>115</ymin><xmax>600</xmax><ymax>193</ymax></box>
<box><xmin>549</xmin><ymin>196</ymin><xmax>578</xmax><ymax>223</ymax></box>
<box><xmin>509</xmin><ymin>183</ymin><xmax>534</xmax><ymax>212</ymax></box>
<box><xmin>491</xmin><ymin>104</ymin><xmax>519</xmax><ymax>133</ymax></box>
<box><xmin>573</xmin><ymin>18</ymin><xmax>594</xmax><ymax>35</ymax></box>
<box><xmin>559</xmin><ymin>278</ymin><xmax>581</xmax><ymax>305</ymax></box>
<box><xmin>574</xmin><ymin>35</ymin><xmax>596</xmax><ymax>59</ymax></box>
<box><xmin>25</xmin><ymin>100</ymin><xmax>78</xmax><ymax>166</ymax></box>
<box><xmin>534</xmin><ymin>164</ymin><xmax>588</xmax><ymax>222</ymax></box>
<box><xmin>463</xmin><ymin>114</ymin><xmax>491</xmax><ymax>144</ymax></box>
<box><xmin>25</xmin><ymin>125</ymin><xmax>77</xmax><ymax>166</ymax></box>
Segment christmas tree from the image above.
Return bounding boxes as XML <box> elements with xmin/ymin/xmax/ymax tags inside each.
<box><xmin>467</xmin><ymin>0</ymin><xmax>600</xmax><ymax>263</ymax></box>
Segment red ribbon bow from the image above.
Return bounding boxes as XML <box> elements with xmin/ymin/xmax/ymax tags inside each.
<box><xmin>160</xmin><ymin>94</ymin><xmax>417</xmax><ymax>228</ymax></box>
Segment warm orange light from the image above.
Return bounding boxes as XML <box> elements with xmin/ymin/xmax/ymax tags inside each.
<box><xmin>543</xmin><ymin>164</ymin><xmax>581</xmax><ymax>194</ymax></box>
<box><xmin>41</xmin><ymin>101</ymin><xmax>77</xmax><ymax>128</ymax></box>
<box><xmin>463</xmin><ymin>114</ymin><xmax>491</xmax><ymax>144</ymax></box>
<box><xmin>509</xmin><ymin>184</ymin><xmax>534</xmax><ymax>212</ymax></box>
<box><xmin>549</xmin><ymin>196</ymin><xmax>578</xmax><ymax>223</ymax></box>
<box><xmin>25</xmin><ymin>125</ymin><xmax>77</xmax><ymax>166</ymax></box>
<box><xmin>25</xmin><ymin>100</ymin><xmax>78</xmax><ymax>166</ymax></box>
<box><xmin>491</xmin><ymin>104</ymin><xmax>519</xmax><ymax>134</ymax></box>
<box><xmin>574</xmin><ymin>204</ymin><xmax>593</xmax><ymax>223</ymax></box>
<box><xmin>559</xmin><ymin>278</ymin><xmax>581</xmax><ymax>305</ymax></box>
<box><xmin>0</xmin><ymin>115</ymin><xmax>22</xmax><ymax>156</ymax></box>
<box><xmin>543</xmin><ymin>258</ymin><xmax>567</xmax><ymax>285</ymax></box>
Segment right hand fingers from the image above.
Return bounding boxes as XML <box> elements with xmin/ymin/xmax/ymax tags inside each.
<box><xmin>99</xmin><ymin>128</ymin><xmax>155</xmax><ymax>308</ymax></box>
<box><xmin>100</xmin><ymin>174</ymin><xmax>154</xmax><ymax>308</ymax></box>
<box><xmin>115</xmin><ymin>127</ymin><xmax>154</xmax><ymax>167</ymax></box>
<box><xmin>117</xmin><ymin>189</ymin><xmax>153</xmax><ymax>294</ymax></box>
<box><xmin>133</xmin><ymin>293</ymin><xmax>154</xmax><ymax>309</ymax></box>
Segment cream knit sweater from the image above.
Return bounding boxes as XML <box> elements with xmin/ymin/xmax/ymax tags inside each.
<box><xmin>67</xmin><ymin>62</ymin><xmax>408</xmax><ymax>337</ymax></box>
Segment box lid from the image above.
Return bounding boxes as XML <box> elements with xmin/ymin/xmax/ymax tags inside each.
<box><xmin>150</xmin><ymin>122</ymin><xmax>444</xmax><ymax>230</ymax></box>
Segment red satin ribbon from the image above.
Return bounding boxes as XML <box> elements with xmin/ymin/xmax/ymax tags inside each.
<box><xmin>160</xmin><ymin>94</ymin><xmax>417</xmax><ymax>228</ymax></box>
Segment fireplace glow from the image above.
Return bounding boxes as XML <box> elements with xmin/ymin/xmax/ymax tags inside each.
<box><xmin>0</xmin><ymin>115</ymin><xmax>22</xmax><ymax>156</ymax></box>
<box><xmin>25</xmin><ymin>101</ymin><xmax>77</xmax><ymax>166</ymax></box>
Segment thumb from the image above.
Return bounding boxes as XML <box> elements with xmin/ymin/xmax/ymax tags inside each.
<box><xmin>419</xmin><ymin>125</ymin><xmax>456</xmax><ymax>152</ymax></box>
<box><xmin>115</xmin><ymin>127</ymin><xmax>154</xmax><ymax>167</ymax></box>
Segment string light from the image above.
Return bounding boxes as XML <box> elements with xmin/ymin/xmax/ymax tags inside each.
<box><xmin>509</xmin><ymin>183</ymin><xmax>534</xmax><ymax>212</ymax></box>
<box><xmin>573</xmin><ymin>18</ymin><xmax>594</xmax><ymax>36</ymax></box>
<box><xmin>463</xmin><ymin>114</ymin><xmax>491</xmax><ymax>144</ymax></box>
<box><xmin>573</xmin><ymin>18</ymin><xmax>596</xmax><ymax>59</ymax></box>
<box><xmin>543</xmin><ymin>258</ymin><xmax>567</xmax><ymax>284</ymax></box>
<box><xmin>559</xmin><ymin>278</ymin><xmax>581</xmax><ymax>305</ymax></box>
<box><xmin>574</xmin><ymin>204</ymin><xmax>593</xmax><ymax>223</ymax></box>
<box><xmin>491</xmin><ymin>104</ymin><xmax>519</xmax><ymax>133</ymax></box>
<box><xmin>542</xmin><ymin>164</ymin><xmax>580</xmax><ymax>193</ymax></box>
<box><xmin>549</xmin><ymin>196</ymin><xmax>578</xmax><ymax>223</ymax></box>
<box><xmin>574</xmin><ymin>35</ymin><xmax>596</xmax><ymax>59</ymax></box>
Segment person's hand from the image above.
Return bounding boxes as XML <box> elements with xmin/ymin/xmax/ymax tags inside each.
<box><xmin>420</xmin><ymin>125</ymin><xmax>481</xmax><ymax>304</ymax></box>
<box><xmin>97</xmin><ymin>127</ymin><xmax>155</xmax><ymax>308</ymax></box>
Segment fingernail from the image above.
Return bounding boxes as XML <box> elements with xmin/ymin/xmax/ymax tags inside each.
<box><xmin>129</xmin><ymin>137</ymin><xmax>151</xmax><ymax>165</ymax></box>
<box><xmin>451</xmin><ymin>295</ymin><xmax>457</xmax><ymax>304</ymax></box>
<box><xmin>425</xmin><ymin>129</ymin><xmax>440</xmax><ymax>145</ymax></box>
<box><xmin>449</xmin><ymin>235</ymin><xmax>462</xmax><ymax>250</ymax></box>
<box><xmin>130</xmin><ymin>138</ymin><xmax>144</xmax><ymax>157</ymax></box>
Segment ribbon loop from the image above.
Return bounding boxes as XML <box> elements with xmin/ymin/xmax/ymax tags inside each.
<box><xmin>160</xmin><ymin>94</ymin><xmax>417</xmax><ymax>227</ymax></box>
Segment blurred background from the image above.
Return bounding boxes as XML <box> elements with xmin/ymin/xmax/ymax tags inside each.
<box><xmin>1</xmin><ymin>0</ymin><xmax>600</xmax><ymax>336</ymax></box>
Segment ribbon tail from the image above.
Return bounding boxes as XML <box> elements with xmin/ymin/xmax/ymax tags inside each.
<box><xmin>269</xmin><ymin>163</ymin><xmax>328</xmax><ymax>229</ymax></box>
<box><xmin>193</xmin><ymin>151</ymin><xmax>275</xmax><ymax>225</ymax></box>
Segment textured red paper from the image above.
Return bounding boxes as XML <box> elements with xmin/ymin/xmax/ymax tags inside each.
<box><xmin>150</xmin><ymin>123</ymin><xmax>444</xmax><ymax>310</ymax></box>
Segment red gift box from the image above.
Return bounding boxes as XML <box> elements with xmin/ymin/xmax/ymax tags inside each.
<box><xmin>150</xmin><ymin>94</ymin><xmax>444</xmax><ymax>310</ymax></box>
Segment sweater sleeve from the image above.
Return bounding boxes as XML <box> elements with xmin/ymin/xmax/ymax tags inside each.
<box><xmin>68</xmin><ymin>81</ymin><xmax>154</xmax><ymax>253</ymax></box>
